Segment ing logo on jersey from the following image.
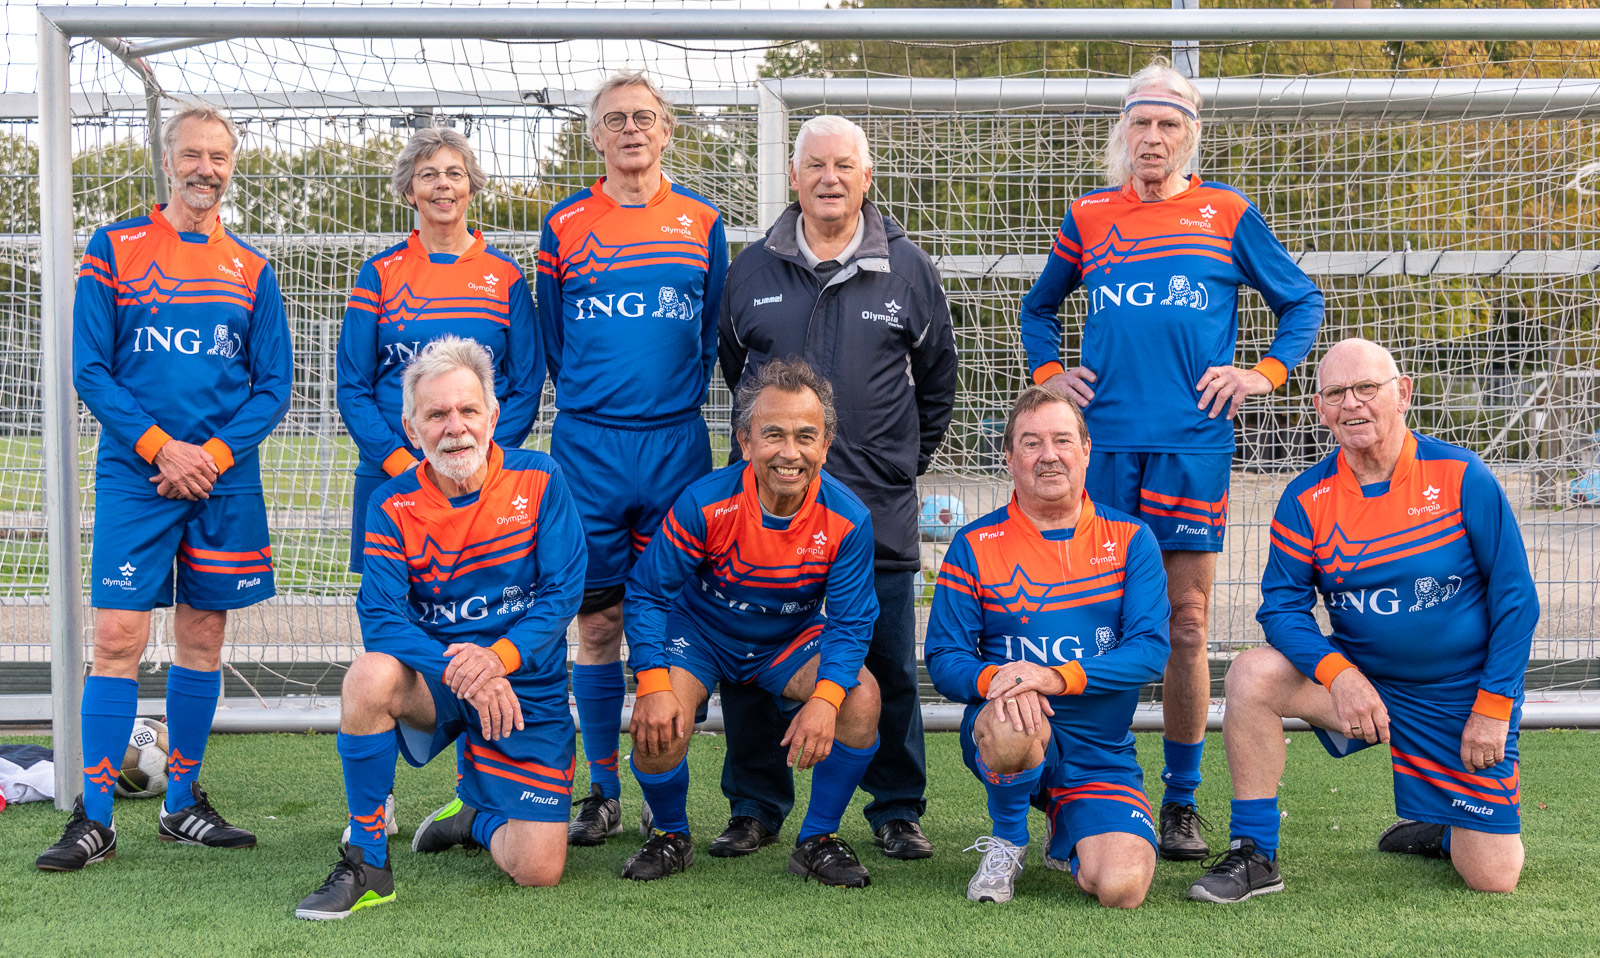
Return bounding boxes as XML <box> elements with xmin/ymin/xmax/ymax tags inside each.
<box><xmin>206</xmin><ymin>324</ymin><xmax>241</xmax><ymax>358</ymax></box>
<box><xmin>1409</xmin><ymin>574</ymin><xmax>1462</xmax><ymax>612</ymax></box>
<box><xmin>1094</xmin><ymin>626</ymin><xmax>1118</xmax><ymax>655</ymax></box>
<box><xmin>1160</xmin><ymin>275</ymin><xmax>1208</xmax><ymax>309</ymax></box>
<box><xmin>499</xmin><ymin>585</ymin><xmax>527</xmax><ymax>614</ymax></box>
<box><xmin>652</xmin><ymin>286</ymin><xmax>693</xmax><ymax>321</ymax></box>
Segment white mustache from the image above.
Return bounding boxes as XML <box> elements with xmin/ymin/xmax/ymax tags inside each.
<box><xmin>438</xmin><ymin>437</ymin><xmax>477</xmax><ymax>454</ymax></box>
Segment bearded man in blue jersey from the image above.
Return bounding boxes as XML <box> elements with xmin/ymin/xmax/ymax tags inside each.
<box><xmin>1188</xmin><ymin>338</ymin><xmax>1538</xmax><ymax>903</ymax></box>
<box><xmin>1019</xmin><ymin>57</ymin><xmax>1324</xmax><ymax>859</ymax></box>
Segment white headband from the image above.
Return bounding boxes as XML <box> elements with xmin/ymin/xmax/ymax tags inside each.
<box><xmin>1123</xmin><ymin>93</ymin><xmax>1199</xmax><ymax>120</ymax></box>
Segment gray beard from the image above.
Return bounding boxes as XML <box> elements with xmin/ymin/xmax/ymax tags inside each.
<box><xmin>427</xmin><ymin>444</ymin><xmax>485</xmax><ymax>485</ymax></box>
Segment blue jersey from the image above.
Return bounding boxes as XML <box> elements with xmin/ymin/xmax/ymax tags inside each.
<box><xmin>624</xmin><ymin>463</ymin><xmax>877</xmax><ymax>700</ymax></box>
<box><xmin>336</xmin><ymin>231</ymin><xmax>542</xmax><ymax>479</ymax></box>
<box><xmin>1019</xmin><ymin>177</ymin><xmax>1323</xmax><ymax>453</ymax></box>
<box><xmin>72</xmin><ymin>206</ymin><xmax>293</xmax><ymax>494</ymax></box>
<box><xmin>358</xmin><ymin>445</ymin><xmax>586</xmax><ymax>686</ymax></box>
<box><xmin>1258</xmin><ymin>431</ymin><xmax>1539</xmax><ymax>719</ymax></box>
<box><xmin>925</xmin><ymin>494</ymin><xmax>1171</xmax><ymax>751</ymax></box>
<box><xmin>536</xmin><ymin>176</ymin><xmax>727</xmax><ymax>421</ymax></box>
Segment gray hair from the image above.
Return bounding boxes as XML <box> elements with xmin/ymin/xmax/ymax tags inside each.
<box><xmin>792</xmin><ymin>115</ymin><xmax>873</xmax><ymax>173</ymax></box>
<box><xmin>162</xmin><ymin>103</ymin><xmax>240</xmax><ymax>156</ymax></box>
<box><xmin>1316</xmin><ymin>337</ymin><xmax>1402</xmax><ymax>390</ymax></box>
<box><xmin>587</xmin><ymin>71</ymin><xmax>675</xmax><ymax>140</ymax></box>
<box><xmin>1002</xmin><ymin>385</ymin><xmax>1088</xmax><ymax>452</ymax></box>
<box><xmin>733</xmin><ymin>358</ymin><xmax>838</xmax><ymax>443</ymax></box>
<box><xmin>1103</xmin><ymin>56</ymin><xmax>1203</xmax><ymax>187</ymax></box>
<box><xmin>390</xmin><ymin>127</ymin><xmax>489</xmax><ymax>205</ymax></box>
<box><xmin>401</xmin><ymin>335</ymin><xmax>499</xmax><ymax>422</ymax></box>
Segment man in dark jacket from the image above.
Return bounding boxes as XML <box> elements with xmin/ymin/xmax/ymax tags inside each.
<box><xmin>714</xmin><ymin>114</ymin><xmax>958</xmax><ymax>860</ymax></box>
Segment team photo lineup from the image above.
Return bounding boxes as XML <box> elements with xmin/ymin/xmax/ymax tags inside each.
<box><xmin>38</xmin><ymin>55</ymin><xmax>1545</xmax><ymax>918</ymax></box>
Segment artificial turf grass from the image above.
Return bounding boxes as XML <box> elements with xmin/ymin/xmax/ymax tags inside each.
<box><xmin>0</xmin><ymin>729</ymin><xmax>1594</xmax><ymax>958</ymax></box>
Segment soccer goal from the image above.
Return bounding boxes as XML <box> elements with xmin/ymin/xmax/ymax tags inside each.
<box><xmin>15</xmin><ymin>4</ymin><xmax>1600</xmax><ymax>807</ymax></box>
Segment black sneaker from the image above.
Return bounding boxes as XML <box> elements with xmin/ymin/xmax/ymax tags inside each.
<box><xmin>1186</xmin><ymin>839</ymin><xmax>1284</xmax><ymax>903</ymax></box>
<box><xmin>622</xmin><ymin>830</ymin><xmax>694</xmax><ymax>881</ymax></box>
<box><xmin>157</xmin><ymin>782</ymin><xmax>257</xmax><ymax>848</ymax></box>
<box><xmin>788</xmin><ymin>835</ymin><xmax>871</xmax><ymax>888</ymax></box>
<box><xmin>412</xmin><ymin>797</ymin><xmax>481</xmax><ymax>853</ymax></box>
<box><xmin>1157</xmin><ymin>802</ymin><xmax>1211</xmax><ymax>861</ymax></box>
<box><xmin>1378</xmin><ymin>819</ymin><xmax>1450</xmax><ymax>859</ymax></box>
<box><xmin>568</xmin><ymin>785</ymin><xmax>623</xmax><ymax>847</ymax></box>
<box><xmin>294</xmin><ymin>845</ymin><xmax>395</xmax><ymax>920</ymax></box>
<box><xmin>709</xmin><ymin>816</ymin><xmax>779</xmax><ymax>858</ymax></box>
<box><xmin>35</xmin><ymin>796</ymin><xmax>117</xmax><ymax>872</ymax></box>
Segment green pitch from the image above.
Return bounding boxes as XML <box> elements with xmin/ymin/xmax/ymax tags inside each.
<box><xmin>0</xmin><ymin>730</ymin><xmax>1594</xmax><ymax>957</ymax></box>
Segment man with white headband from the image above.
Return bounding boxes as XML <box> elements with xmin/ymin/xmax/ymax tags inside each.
<box><xmin>1018</xmin><ymin>56</ymin><xmax>1325</xmax><ymax>863</ymax></box>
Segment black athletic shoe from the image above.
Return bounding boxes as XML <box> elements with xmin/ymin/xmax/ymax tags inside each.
<box><xmin>1157</xmin><ymin>802</ymin><xmax>1211</xmax><ymax>861</ymax></box>
<box><xmin>568</xmin><ymin>785</ymin><xmax>623</xmax><ymax>847</ymax></box>
<box><xmin>622</xmin><ymin>831</ymin><xmax>694</xmax><ymax>881</ymax></box>
<box><xmin>1378</xmin><ymin>819</ymin><xmax>1451</xmax><ymax>859</ymax></box>
<box><xmin>157</xmin><ymin>782</ymin><xmax>257</xmax><ymax>848</ymax></box>
<box><xmin>35</xmin><ymin>797</ymin><xmax>117</xmax><ymax>872</ymax></box>
<box><xmin>872</xmin><ymin>819</ymin><xmax>933</xmax><ymax>860</ymax></box>
<box><xmin>1186</xmin><ymin>839</ymin><xmax>1284</xmax><ymax>903</ymax></box>
<box><xmin>295</xmin><ymin>845</ymin><xmax>396</xmax><ymax>920</ymax></box>
<box><xmin>789</xmin><ymin>835</ymin><xmax>871</xmax><ymax>888</ymax></box>
<box><xmin>709</xmin><ymin>816</ymin><xmax>779</xmax><ymax>858</ymax></box>
<box><xmin>412</xmin><ymin>797</ymin><xmax>481</xmax><ymax>853</ymax></box>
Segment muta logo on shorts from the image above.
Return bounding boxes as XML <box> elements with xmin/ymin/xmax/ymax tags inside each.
<box><xmin>1160</xmin><ymin>276</ymin><xmax>1209</xmax><ymax>309</ymax></box>
<box><xmin>235</xmin><ymin>577</ymin><xmax>261</xmax><ymax>590</ymax></box>
<box><xmin>1409</xmin><ymin>574</ymin><xmax>1462</xmax><ymax>612</ymax></box>
<box><xmin>519</xmin><ymin>790</ymin><xmax>560</xmax><ymax>805</ymax></box>
<box><xmin>102</xmin><ymin>561</ymin><xmax>137</xmax><ymax>591</ymax></box>
<box><xmin>652</xmin><ymin>287</ymin><xmax>693</xmax><ymax>321</ymax></box>
<box><xmin>206</xmin><ymin>325</ymin><xmax>242</xmax><ymax>358</ymax></box>
<box><xmin>499</xmin><ymin>585</ymin><xmax>527</xmax><ymax>614</ymax></box>
<box><xmin>1093</xmin><ymin>626</ymin><xmax>1117</xmax><ymax>655</ymax></box>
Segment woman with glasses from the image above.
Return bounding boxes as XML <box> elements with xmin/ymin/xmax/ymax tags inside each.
<box><xmin>336</xmin><ymin>126</ymin><xmax>543</xmax><ymax>576</ymax></box>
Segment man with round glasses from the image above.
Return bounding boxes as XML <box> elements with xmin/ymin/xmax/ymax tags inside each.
<box><xmin>537</xmin><ymin>71</ymin><xmax>728</xmax><ymax>845</ymax></box>
<box><xmin>1188</xmin><ymin>337</ymin><xmax>1538</xmax><ymax>903</ymax></box>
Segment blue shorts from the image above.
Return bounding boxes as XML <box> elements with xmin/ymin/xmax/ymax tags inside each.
<box><xmin>348</xmin><ymin>471</ymin><xmax>393</xmax><ymax>574</ymax></box>
<box><xmin>1312</xmin><ymin>679</ymin><xmax>1521</xmax><ymax>834</ymax></box>
<box><xmin>90</xmin><ymin>490</ymin><xmax>274</xmax><ymax>611</ymax></box>
<box><xmin>1086</xmin><ymin>451</ymin><xmax>1229</xmax><ymax>552</ymax></box>
<box><xmin>959</xmin><ymin>704</ymin><xmax>1157</xmax><ymax>862</ymax></box>
<box><xmin>664</xmin><ymin>610</ymin><xmax>824</xmax><ymax>708</ymax></box>
<box><xmin>396</xmin><ymin>669</ymin><xmax>577</xmax><ymax>823</ymax></box>
<box><xmin>551</xmin><ymin>411</ymin><xmax>711</xmax><ymax>590</ymax></box>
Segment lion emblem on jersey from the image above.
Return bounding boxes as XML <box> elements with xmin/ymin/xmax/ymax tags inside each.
<box><xmin>1094</xmin><ymin>626</ymin><xmax>1118</xmax><ymax>656</ymax></box>
<box><xmin>1160</xmin><ymin>275</ymin><xmax>1208</xmax><ymax>310</ymax></box>
<box><xmin>652</xmin><ymin>286</ymin><xmax>693</xmax><ymax>321</ymax></box>
<box><xmin>206</xmin><ymin>325</ymin><xmax>241</xmax><ymax>358</ymax></box>
<box><xmin>498</xmin><ymin>585</ymin><xmax>527</xmax><ymax>614</ymax></box>
<box><xmin>1408</xmin><ymin>574</ymin><xmax>1462</xmax><ymax>612</ymax></box>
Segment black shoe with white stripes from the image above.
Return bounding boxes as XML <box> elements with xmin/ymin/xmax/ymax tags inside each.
<box><xmin>36</xmin><ymin>796</ymin><xmax>117</xmax><ymax>871</ymax></box>
<box><xmin>158</xmin><ymin>781</ymin><xmax>257</xmax><ymax>848</ymax></box>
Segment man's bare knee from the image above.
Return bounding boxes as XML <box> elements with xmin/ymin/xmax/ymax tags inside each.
<box><xmin>835</xmin><ymin>669</ymin><xmax>881</xmax><ymax>748</ymax></box>
<box><xmin>1089</xmin><ymin>876</ymin><xmax>1148</xmax><ymax>910</ymax></box>
<box><xmin>1168</xmin><ymin>593</ymin><xmax>1210</xmax><ymax>654</ymax></box>
<box><xmin>91</xmin><ymin>610</ymin><xmax>151</xmax><ymax>674</ymax></box>
<box><xmin>577</xmin><ymin>605</ymin><xmax>624</xmax><ymax>661</ymax></box>
<box><xmin>342</xmin><ymin>653</ymin><xmax>409</xmax><ymax>715</ymax></box>
<box><xmin>1224</xmin><ymin>647</ymin><xmax>1299</xmax><ymax>708</ymax></box>
<box><xmin>505</xmin><ymin>859</ymin><xmax>564</xmax><ymax>888</ymax></box>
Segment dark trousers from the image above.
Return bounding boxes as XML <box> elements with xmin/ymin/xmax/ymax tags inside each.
<box><xmin>719</xmin><ymin>569</ymin><xmax>927</xmax><ymax>833</ymax></box>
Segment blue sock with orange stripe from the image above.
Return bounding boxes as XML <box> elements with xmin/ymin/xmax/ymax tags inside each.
<box><xmin>573</xmin><ymin>662</ymin><xmax>624</xmax><ymax>800</ymax></box>
<box><xmin>163</xmin><ymin>665</ymin><xmax>220</xmax><ymax>813</ymax></box>
<box><xmin>338</xmin><ymin>730</ymin><xmax>398</xmax><ymax>867</ymax></box>
<box><xmin>81</xmin><ymin>675</ymin><xmax>139</xmax><ymax>826</ymax></box>
<box><xmin>632</xmin><ymin>755</ymin><xmax>690</xmax><ymax>835</ymax></box>
<box><xmin>1161</xmin><ymin>737</ymin><xmax>1204</xmax><ymax>807</ymax></box>
<box><xmin>471</xmin><ymin>811</ymin><xmax>508</xmax><ymax>851</ymax></box>
<box><xmin>976</xmin><ymin>756</ymin><xmax>1043</xmax><ymax>846</ymax></box>
<box><xmin>798</xmin><ymin>737</ymin><xmax>878</xmax><ymax>842</ymax></box>
<box><xmin>1229</xmin><ymin>797</ymin><xmax>1280</xmax><ymax>859</ymax></box>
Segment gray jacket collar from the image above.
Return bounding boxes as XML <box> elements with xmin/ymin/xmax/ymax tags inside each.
<box><xmin>765</xmin><ymin>200</ymin><xmax>893</xmax><ymax>281</ymax></box>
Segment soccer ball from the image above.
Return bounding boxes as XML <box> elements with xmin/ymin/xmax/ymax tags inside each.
<box><xmin>919</xmin><ymin>494</ymin><xmax>967</xmax><ymax>542</ymax></box>
<box><xmin>115</xmin><ymin>717</ymin><xmax>169</xmax><ymax>799</ymax></box>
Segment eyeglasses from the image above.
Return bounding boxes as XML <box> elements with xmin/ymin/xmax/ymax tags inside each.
<box><xmin>1316</xmin><ymin>375</ymin><xmax>1398</xmax><ymax>406</ymax></box>
<box><xmin>601</xmin><ymin>110</ymin><xmax>658</xmax><ymax>132</ymax></box>
<box><xmin>414</xmin><ymin>168</ymin><xmax>468</xmax><ymax>185</ymax></box>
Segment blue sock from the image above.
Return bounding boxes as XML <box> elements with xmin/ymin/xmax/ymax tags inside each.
<box><xmin>1229</xmin><ymin>797</ymin><xmax>1280</xmax><ymax>859</ymax></box>
<box><xmin>976</xmin><ymin>755</ymin><xmax>1043</xmax><ymax>847</ymax></box>
<box><xmin>572</xmin><ymin>663</ymin><xmax>624</xmax><ymax>799</ymax></box>
<box><xmin>1161</xmin><ymin>737</ymin><xmax>1204</xmax><ymax>807</ymax></box>
<box><xmin>798</xmin><ymin>738</ymin><xmax>879</xmax><ymax>842</ymax></box>
<box><xmin>81</xmin><ymin>675</ymin><xmax>139</xmax><ymax>826</ymax></box>
<box><xmin>162</xmin><ymin>665</ymin><xmax>220</xmax><ymax>812</ymax></box>
<box><xmin>471</xmin><ymin>810</ymin><xmax>508</xmax><ymax>851</ymax></box>
<box><xmin>631</xmin><ymin>755</ymin><xmax>690</xmax><ymax>835</ymax></box>
<box><xmin>338</xmin><ymin>730</ymin><xmax>398</xmax><ymax>867</ymax></box>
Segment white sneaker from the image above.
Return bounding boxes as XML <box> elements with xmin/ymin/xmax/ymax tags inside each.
<box><xmin>341</xmin><ymin>792</ymin><xmax>398</xmax><ymax>843</ymax></box>
<box><xmin>964</xmin><ymin>836</ymin><xmax>1026</xmax><ymax>903</ymax></box>
<box><xmin>1043</xmin><ymin>815</ymin><xmax>1070</xmax><ymax>872</ymax></box>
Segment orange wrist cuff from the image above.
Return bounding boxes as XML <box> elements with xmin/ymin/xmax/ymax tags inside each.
<box><xmin>1252</xmin><ymin>357</ymin><xmax>1289</xmax><ymax>391</ymax></box>
<box><xmin>1051</xmin><ymin>661</ymin><xmax>1087</xmax><ymax>695</ymax></box>
<box><xmin>1472</xmin><ymin>689</ymin><xmax>1514</xmax><ymax>722</ymax></box>
<box><xmin>201</xmin><ymin>438</ymin><xmax>234</xmax><ymax>474</ymax></box>
<box><xmin>635</xmin><ymin>668</ymin><xmax>673</xmax><ymax>698</ymax></box>
<box><xmin>1314</xmin><ymin>652</ymin><xmax>1357</xmax><ymax>688</ymax></box>
<box><xmin>488</xmin><ymin>638</ymin><xmax>521</xmax><ymax>674</ymax></box>
<box><xmin>135</xmin><ymin>425</ymin><xmax>173</xmax><ymax>464</ymax></box>
<box><xmin>975</xmin><ymin>664</ymin><xmax>999</xmax><ymax>698</ymax></box>
<box><xmin>1032</xmin><ymin>361</ymin><xmax>1066</xmax><ymax>386</ymax></box>
<box><xmin>811</xmin><ymin>680</ymin><xmax>846</xmax><ymax>711</ymax></box>
<box><xmin>382</xmin><ymin>447</ymin><xmax>418</xmax><ymax>477</ymax></box>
